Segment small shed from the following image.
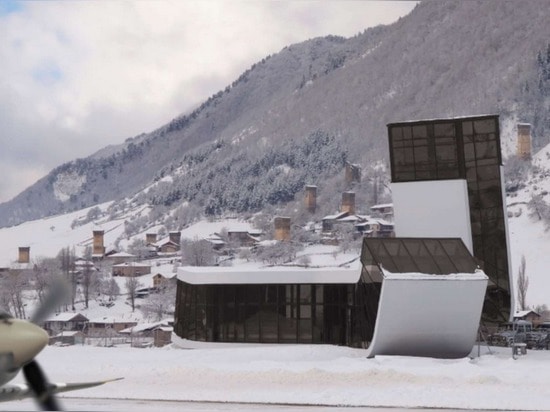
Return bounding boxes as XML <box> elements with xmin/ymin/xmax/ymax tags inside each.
<box><xmin>120</xmin><ymin>320</ymin><xmax>172</xmax><ymax>347</ymax></box>
<box><xmin>153</xmin><ymin>326</ymin><xmax>173</xmax><ymax>347</ymax></box>
<box><xmin>49</xmin><ymin>331</ymin><xmax>85</xmax><ymax>346</ymax></box>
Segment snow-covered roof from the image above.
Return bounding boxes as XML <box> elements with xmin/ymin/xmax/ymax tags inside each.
<box><xmin>88</xmin><ymin>316</ymin><xmax>138</xmax><ymax>324</ymax></box>
<box><xmin>514</xmin><ymin>310</ymin><xmax>540</xmax><ymax>318</ymax></box>
<box><xmin>178</xmin><ymin>266</ymin><xmax>361</xmax><ymax>285</ymax></box>
<box><xmin>120</xmin><ymin>320</ymin><xmax>170</xmax><ymax>334</ymax></box>
<box><xmin>153</xmin><ymin>238</ymin><xmax>179</xmax><ymax>247</ymax></box>
<box><xmin>108</xmin><ymin>252</ymin><xmax>136</xmax><ymax>258</ymax></box>
<box><xmin>155</xmin><ymin>326</ymin><xmax>173</xmax><ymax>332</ymax></box>
<box><xmin>53</xmin><ymin>331</ymin><xmax>83</xmax><ymax>337</ymax></box>
<box><xmin>45</xmin><ymin>312</ymin><xmax>88</xmax><ymax>322</ymax></box>
<box><xmin>382</xmin><ymin>269</ymin><xmax>489</xmax><ymax>281</ymax></box>
<box><xmin>323</xmin><ymin>212</ymin><xmax>349</xmax><ymax>220</ymax></box>
<box><xmin>112</xmin><ymin>262</ymin><xmax>151</xmax><ymax>268</ymax></box>
<box><xmin>371</xmin><ymin>203</ymin><xmax>393</xmax><ymax>210</ymax></box>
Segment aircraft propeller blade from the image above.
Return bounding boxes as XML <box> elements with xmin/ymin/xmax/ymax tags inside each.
<box><xmin>22</xmin><ymin>360</ymin><xmax>60</xmax><ymax>411</ymax></box>
<box><xmin>30</xmin><ymin>278</ymin><xmax>70</xmax><ymax>326</ymax></box>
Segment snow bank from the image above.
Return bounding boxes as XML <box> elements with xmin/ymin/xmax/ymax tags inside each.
<box><xmin>24</xmin><ymin>344</ymin><xmax>550</xmax><ymax>410</ymax></box>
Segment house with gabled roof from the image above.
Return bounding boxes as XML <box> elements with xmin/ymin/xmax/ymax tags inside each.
<box><xmin>112</xmin><ymin>261</ymin><xmax>151</xmax><ymax>277</ymax></box>
<box><xmin>514</xmin><ymin>310</ymin><xmax>541</xmax><ymax>324</ymax></box>
<box><xmin>43</xmin><ymin>312</ymin><xmax>89</xmax><ymax>336</ymax></box>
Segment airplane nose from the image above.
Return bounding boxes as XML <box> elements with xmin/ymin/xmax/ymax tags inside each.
<box><xmin>10</xmin><ymin>319</ymin><xmax>49</xmax><ymax>368</ymax></box>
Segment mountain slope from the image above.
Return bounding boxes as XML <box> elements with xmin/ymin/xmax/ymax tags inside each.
<box><xmin>1</xmin><ymin>0</ymin><xmax>550</xmax><ymax>227</ymax></box>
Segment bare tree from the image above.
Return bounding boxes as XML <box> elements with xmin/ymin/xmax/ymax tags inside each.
<box><xmin>517</xmin><ymin>255</ymin><xmax>529</xmax><ymax>311</ymax></box>
<box><xmin>0</xmin><ymin>271</ymin><xmax>29</xmax><ymax>318</ymax></box>
<box><xmin>140</xmin><ymin>283</ymin><xmax>176</xmax><ymax>321</ymax></box>
<box><xmin>181</xmin><ymin>237</ymin><xmax>216</xmax><ymax>266</ymax></box>
<box><xmin>125</xmin><ymin>276</ymin><xmax>142</xmax><ymax>311</ymax></box>
<box><xmin>81</xmin><ymin>265</ymin><xmax>102</xmax><ymax>309</ymax></box>
<box><xmin>58</xmin><ymin>246</ymin><xmax>76</xmax><ymax>310</ymax></box>
<box><xmin>32</xmin><ymin>257</ymin><xmax>58</xmax><ymax>303</ymax></box>
<box><xmin>99</xmin><ymin>278</ymin><xmax>120</xmax><ymax>302</ymax></box>
<box><xmin>128</xmin><ymin>238</ymin><xmax>149</xmax><ymax>260</ymax></box>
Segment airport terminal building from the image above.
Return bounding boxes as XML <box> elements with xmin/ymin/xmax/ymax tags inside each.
<box><xmin>173</xmin><ymin>114</ymin><xmax>511</xmax><ymax>358</ymax></box>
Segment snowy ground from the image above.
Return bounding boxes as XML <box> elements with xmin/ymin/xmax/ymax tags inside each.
<box><xmin>7</xmin><ymin>343</ymin><xmax>550</xmax><ymax>411</ymax></box>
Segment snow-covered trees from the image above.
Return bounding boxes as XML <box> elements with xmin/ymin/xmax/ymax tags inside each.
<box><xmin>181</xmin><ymin>238</ymin><xmax>216</xmax><ymax>266</ymax></box>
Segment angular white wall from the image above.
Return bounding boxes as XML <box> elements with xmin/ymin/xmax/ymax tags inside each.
<box><xmin>365</xmin><ymin>270</ymin><xmax>488</xmax><ymax>358</ymax></box>
<box><xmin>391</xmin><ymin>179</ymin><xmax>473</xmax><ymax>253</ymax></box>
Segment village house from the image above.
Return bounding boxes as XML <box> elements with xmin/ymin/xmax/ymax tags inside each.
<box><xmin>112</xmin><ymin>261</ymin><xmax>151</xmax><ymax>277</ymax></box>
<box><xmin>514</xmin><ymin>310</ymin><xmax>542</xmax><ymax>325</ymax></box>
<box><xmin>321</xmin><ymin>211</ymin><xmax>395</xmax><ymax>241</ymax></box>
<box><xmin>370</xmin><ymin>203</ymin><xmax>394</xmax><ymax>221</ymax></box>
<box><xmin>106</xmin><ymin>252</ymin><xmax>137</xmax><ymax>265</ymax></box>
<box><xmin>43</xmin><ymin>313</ymin><xmax>89</xmax><ymax>336</ymax></box>
<box><xmin>152</xmin><ymin>273</ymin><xmax>176</xmax><ymax>288</ymax></box>
<box><xmin>153</xmin><ymin>239</ymin><xmax>180</xmax><ymax>254</ymax></box>
<box><xmin>226</xmin><ymin>228</ymin><xmax>261</xmax><ymax>247</ymax></box>
<box><xmin>119</xmin><ymin>320</ymin><xmax>172</xmax><ymax>347</ymax></box>
<box><xmin>86</xmin><ymin>317</ymin><xmax>138</xmax><ymax>337</ymax></box>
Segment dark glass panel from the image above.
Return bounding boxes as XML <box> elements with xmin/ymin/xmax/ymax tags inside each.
<box><xmin>462</xmin><ymin>121</ymin><xmax>473</xmax><ymax>135</ymax></box>
<box><xmin>393</xmin><ymin>147</ymin><xmax>411</xmax><ymax>166</ymax></box>
<box><xmin>259</xmin><ymin>307</ymin><xmax>279</xmax><ymax>343</ymax></box>
<box><xmin>434</xmin><ymin>122</ymin><xmax>455</xmax><ymax>137</ymax></box>
<box><xmin>402</xmin><ymin>239</ymin><xmax>439</xmax><ymax>274</ymax></box>
<box><xmin>299</xmin><ymin>285</ymin><xmax>312</xmax><ymax>304</ymax></box>
<box><xmin>439</xmin><ymin>239</ymin><xmax>477</xmax><ymax>273</ymax></box>
<box><xmin>412</xmin><ymin>125</ymin><xmax>428</xmax><ymax>139</ymax></box>
<box><xmin>391</xmin><ymin>126</ymin><xmax>403</xmax><ymax>141</ymax></box>
<box><xmin>476</xmin><ymin>165</ymin><xmax>500</xmax><ymax>181</ymax></box>
<box><xmin>435</xmin><ymin>144</ymin><xmax>457</xmax><ymax>161</ymax></box>
<box><xmin>423</xmin><ymin>239</ymin><xmax>456</xmax><ymax>273</ymax></box>
<box><xmin>464</xmin><ymin>142</ymin><xmax>476</xmax><ymax>161</ymax></box>
<box><xmin>474</xmin><ymin>119</ymin><xmax>496</xmax><ymax>134</ymax></box>
<box><xmin>403</xmin><ymin>126</ymin><xmax>412</xmax><ymax>140</ymax></box>
<box><xmin>414</xmin><ymin>146</ymin><xmax>429</xmax><ymax>163</ymax></box>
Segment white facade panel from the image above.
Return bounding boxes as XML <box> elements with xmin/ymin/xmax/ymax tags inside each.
<box><xmin>365</xmin><ymin>270</ymin><xmax>488</xmax><ymax>359</ymax></box>
<box><xmin>391</xmin><ymin>179</ymin><xmax>473</xmax><ymax>253</ymax></box>
<box><xmin>178</xmin><ymin>266</ymin><xmax>361</xmax><ymax>285</ymax></box>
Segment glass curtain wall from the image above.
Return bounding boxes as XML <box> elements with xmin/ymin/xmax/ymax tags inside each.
<box><xmin>387</xmin><ymin>115</ymin><xmax>511</xmax><ymax>323</ymax></box>
<box><xmin>174</xmin><ymin>282</ymin><xmax>366</xmax><ymax>346</ymax></box>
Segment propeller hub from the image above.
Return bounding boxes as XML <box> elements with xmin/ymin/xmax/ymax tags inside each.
<box><xmin>3</xmin><ymin>319</ymin><xmax>49</xmax><ymax>367</ymax></box>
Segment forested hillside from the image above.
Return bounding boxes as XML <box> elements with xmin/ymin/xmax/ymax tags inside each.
<box><xmin>1</xmin><ymin>0</ymin><xmax>549</xmax><ymax>228</ymax></box>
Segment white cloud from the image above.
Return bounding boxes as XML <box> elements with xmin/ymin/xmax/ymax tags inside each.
<box><xmin>0</xmin><ymin>1</ymin><xmax>417</xmax><ymax>202</ymax></box>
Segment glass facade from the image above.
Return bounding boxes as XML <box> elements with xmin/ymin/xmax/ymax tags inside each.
<box><xmin>387</xmin><ymin>115</ymin><xmax>511</xmax><ymax>323</ymax></box>
<box><xmin>174</xmin><ymin>239</ymin><xmax>480</xmax><ymax>348</ymax></box>
<box><xmin>174</xmin><ymin>282</ymin><xmax>365</xmax><ymax>346</ymax></box>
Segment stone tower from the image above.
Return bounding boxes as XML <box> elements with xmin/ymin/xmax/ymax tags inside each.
<box><xmin>93</xmin><ymin>230</ymin><xmax>105</xmax><ymax>256</ymax></box>
<box><xmin>517</xmin><ymin>123</ymin><xmax>532</xmax><ymax>160</ymax></box>
<box><xmin>18</xmin><ymin>246</ymin><xmax>30</xmax><ymax>264</ymax></box>
<box><xmin>274</xmin><ymin>217</ymin><xmax>291</xmax><ymax>241</ymax></box>
<box><xmin>341</xmin><ymin>192</ymin><xmax>356</xmax><ymax>215</ymax></box>
<box><xmin>304</xmin><ymin>185</ymin><xmax>317</xmax><ymax>213</ymax></box>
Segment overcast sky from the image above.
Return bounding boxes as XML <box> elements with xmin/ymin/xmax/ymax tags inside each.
<box><xmin>0</xmin><ymin>1</ymin><xmax>417</xmax><ymax>203</ymax></box>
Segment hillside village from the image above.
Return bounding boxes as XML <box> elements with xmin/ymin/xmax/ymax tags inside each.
<box><xmin>2</xmin><ymin>121</ymin><xmax>550</xmax><ymax>350</ymax></box>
